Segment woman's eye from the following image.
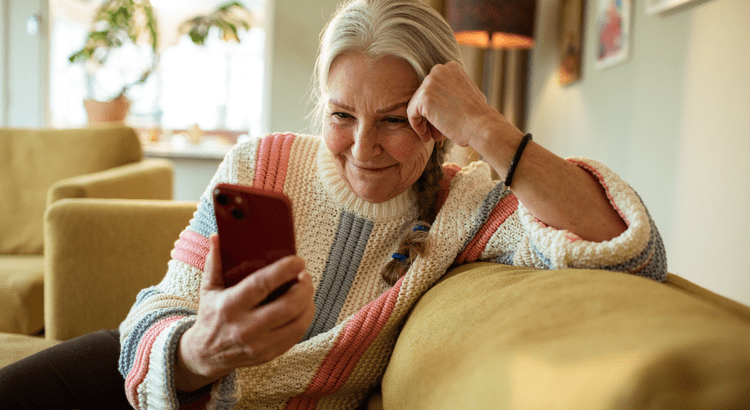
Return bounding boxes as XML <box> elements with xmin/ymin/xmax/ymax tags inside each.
<box><xmin>331</xmin><ymin>112</ymin><xmax>353</xmax><ymax>120</ymax></box>
<box><xmin>385</xmin><ymin>117</ymin><xmax>407</xmax><ymax>124</ymax></box>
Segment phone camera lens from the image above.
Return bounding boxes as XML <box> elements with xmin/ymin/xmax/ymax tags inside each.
<box><xmin>231</xmin><ymin>208</ymin><xmax>245</xmax><ymax>220</ymax></box>
<box><xmin>216</xmin><ymin>194</ymin><xmax>229</xmax><ymax>206</ymax></box>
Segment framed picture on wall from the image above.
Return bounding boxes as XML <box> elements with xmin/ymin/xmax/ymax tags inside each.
<box><xmin>559</xmin><ymin>0</ymin><xmax>585</xmax><ymax>85</ymax></box>
<box><xmin>595</xmin><ymin>0</ymin><xmax>632</xmax><ymax>70</ymax></box>
<box><xmin>646</xmin><ymin>0</ymin><xmax>710</xmax><ymax>15</ymax></box>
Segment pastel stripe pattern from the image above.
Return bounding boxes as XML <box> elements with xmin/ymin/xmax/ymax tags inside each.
<box><xmin>435</xmin><ymin>163</ymin><xmax>461</xmax><ymax>213</ymax></box>
<box><xmin>175</xmin><ymin>384</ymin><xmax>211</xmax><ymax>409</ymax></box>
<box><xmin>137</xmin><ymin>316</ymin><xmax>203</xmax><ymax>409</ymax></box>
<box><xmin>513</xmin><ymin>157</ymin><xmax>667</xmax><ymax>280</ymax></box>
<box><xmin>495</xmin><ymin>252</ymin><xmax>515</xmax><ymax>265</ymax></box>
<box><xmin>117</xmin><ymin>134</ymin><xmax>667</xmax><ymax>409</ymax></box>
<box><xmin>255</xmin><ymin>133</ymin><xmax>295</xmax><ymax>192</ymax></box>
<box><xmin>119</xmin><ymin>306</ymin><xmax>196</xmax><ymax>380</ymax></box>
<box><xmin>454</xmin><ymin>191</ymin><xmax>519</xmax><ymax>265</ymax></box>
<box><xmin>189</xmin><ymin>194</ymin><xmax>218</xmax><ymax>239</ymax></box>
<box><xmin>211</xmin><ymin>372</ymin><xmax>240</xmax><ymax>410</ymax></box>
<box><xmin>454</xmin><ymin>183</ymin><xmax>512</xmax><ymax>264</ymax></box>
<box><xmin>599</xmin><ymin>214</ymin><xmax>667</xmax><ymax>280</ymax></box>
<box><xmin>567</xmin><ymin>158</ymin><xmax>666</xmax><ymax>279</ymax></box>
<box><xmin>303</xmin><ymin>210</ymin><xmax>374</xmax><ymax>341</ymax></box>
<box><xmin>171</xmin><ymin>230</ymin><xmax>211</xmax><ymax>271</ymax></box>
<box><xmin>528</xmin><ymin>241</ymin><xmax>555</xmax><ymax>269</ymax></box>
<box><xmin>286</xmin><ymin>277</ymin><xmax>404</xmax><ymax>409</ymax></box>
<box><xmin>125</xmin><ymin>315</ymin><xmax>185</xmax><ymax>409</ymax></box>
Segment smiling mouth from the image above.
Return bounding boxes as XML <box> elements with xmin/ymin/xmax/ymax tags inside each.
<box><xmin>350</xmin><ymin>163</ymin><xmax>395</xmax><ymax>172</ymax></box>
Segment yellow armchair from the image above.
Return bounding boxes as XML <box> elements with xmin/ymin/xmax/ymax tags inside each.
<box><xmin>0</xmin><ymin>126</ymin><xmax>173</xmax><ymax>335</ymax></box>
<box><xmin>43</xmin><ymin>199</ymin><xmax>196</xmax><ymax>341</ymax></box>
<box><xmin>0</xmin><ymin>198</ymin><xmax>195</xmax><ymax>368</ymax></box>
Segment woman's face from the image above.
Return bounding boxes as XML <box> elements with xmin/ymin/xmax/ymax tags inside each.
<box><xmin>323</xmin><ymin>52</ymin><xmax>435</xmax><ymax>204</ymax></box>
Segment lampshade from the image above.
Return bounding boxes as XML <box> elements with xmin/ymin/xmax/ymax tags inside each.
<box><xmin>447</xmin><ymin>0</ymin><xmax>536</xmax><ymax>49</ymax></box>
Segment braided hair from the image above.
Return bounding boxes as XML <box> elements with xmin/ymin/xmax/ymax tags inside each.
<box><xmin>382</xmin><ymin>141</ymin><xmax>447</xmax><ymax>285</ymax></box>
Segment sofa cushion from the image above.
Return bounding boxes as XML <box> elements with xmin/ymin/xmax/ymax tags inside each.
<box><xmin>0</xmin><ymin>256</ymin><xmax>45</xmax><ymax>334</ymax></box>
<box><xmin>0</xmin><ymin>333</ymin><xmax>59</xmax><ymax>369</ymax></box>
<box><xmin>383</xmin><ymin>262</ymin><xmax>750</xmax><ymax>410</ymax></box>
<box><xmin>0</xmin><ymin>126</ymin><xmax>142</xmax><ymax>254</ymax></box>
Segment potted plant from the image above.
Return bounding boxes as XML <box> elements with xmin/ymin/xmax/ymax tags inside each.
<box><xmin>178</xmin><ymin>1</ymin><xmax>254</xmax><ymax>45</ymax></box>
<box><xmin>69</xmin><ymin>0</ymin><xmax>158</xmax><ymax>124</ymax></box>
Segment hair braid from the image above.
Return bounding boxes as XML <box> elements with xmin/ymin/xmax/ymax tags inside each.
<box><xmin>381</xmin><ymin>143</ymin><xmax>447</xmax><ymax>286</ymax></box>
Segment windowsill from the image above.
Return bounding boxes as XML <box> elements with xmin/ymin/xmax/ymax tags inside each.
<box><xmin>138</xmin><ymin>128</ymin><xmax>239</xmax><ymax>160</ymax></box>
<box><xmin>143</xmin><ymin>139</ymin><xmax>232</xmax><ymax>160</ymax></box>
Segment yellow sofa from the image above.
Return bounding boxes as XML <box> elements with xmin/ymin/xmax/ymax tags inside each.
<box><xmin>0</xmin><ymin>126</ymin><xmax>173</xmax><ymax>335</ymax></box>
<box><xmin>2</xmin><ymin>198</ymin><xmax>749</xmax><ymax>409</ymax></box>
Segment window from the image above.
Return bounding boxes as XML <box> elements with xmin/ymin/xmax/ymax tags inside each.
<box><xmin>50</xmin><ymin>0</ymin><xmax>265</xmax><ymax>137</ymax></box>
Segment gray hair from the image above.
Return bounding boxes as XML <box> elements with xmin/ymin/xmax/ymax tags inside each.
<box><xmin>311</xmin><ymin>0</ymin><xmax>463</xmax><ymax>131</ymax></box>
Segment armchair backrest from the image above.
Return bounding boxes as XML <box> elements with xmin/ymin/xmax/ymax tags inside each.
<box><xmin>0</xmin><ymin>126</ymin><xmax>142</xmax><ymax>255</ymax></box>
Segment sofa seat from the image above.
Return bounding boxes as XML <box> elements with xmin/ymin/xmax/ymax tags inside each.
<box><xmin>0</xmin><ymin>333</ymin><xmax>59</xmax><ymax>369</ymax></box>
<box><xmin>0</xmin><ymin>256</ymin><xmax>44</xmax><ymax>335</ymax></box>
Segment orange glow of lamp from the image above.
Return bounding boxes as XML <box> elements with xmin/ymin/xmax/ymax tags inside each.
<box><xmin>447</xmin><ymin>0</ymin><xmax>536</xmax><ymax>49</ymax></box>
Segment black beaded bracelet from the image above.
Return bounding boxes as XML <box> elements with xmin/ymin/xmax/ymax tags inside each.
<box><xmin>504</xmin><ymin>133</ymin><xmax>533</xmax><ymax>188</ymax></box>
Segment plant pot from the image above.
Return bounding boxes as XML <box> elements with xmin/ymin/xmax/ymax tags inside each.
<box><xmin>83</xmin><ymin>95</ymin><xmax>131</xmax><ymax>124</ymax></box>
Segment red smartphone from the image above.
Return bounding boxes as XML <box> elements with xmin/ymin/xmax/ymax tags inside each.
<box><xmin>213</xmin><ymin>183</ymin><xmax>297</xmax><ymax>297</ymax></box>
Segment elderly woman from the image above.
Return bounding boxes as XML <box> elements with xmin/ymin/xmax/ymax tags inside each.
<box><xmin>0</xmin><ymin>0</ymin><xmax>665</xmax><ymax>408</ymax></box>
<box><xmin>116</xmin><ymin>0</ymin><xmax>666</xmax><ymax>407</ymax></box>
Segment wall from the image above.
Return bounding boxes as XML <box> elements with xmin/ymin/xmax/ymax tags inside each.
<box><xmin>528</xmin><ymin>0</ymin><xmax>750</xmax><ymax>305</ymax></box>
<box><xmin>0</xmin><ymin>0</ymin><xmax>49</xmax><ymax>127</ymax></box>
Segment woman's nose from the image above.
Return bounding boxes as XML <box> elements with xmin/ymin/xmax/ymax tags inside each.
<box><xmin>351</xmin><ymin>125</ymin><xmax>382</xmax><ymax>162</ymax></box>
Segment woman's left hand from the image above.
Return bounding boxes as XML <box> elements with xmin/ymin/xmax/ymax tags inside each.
<box><xmin>407</xmin><ymin>61</ymin><xmax>522</xmax><ymax>149</ymax></box>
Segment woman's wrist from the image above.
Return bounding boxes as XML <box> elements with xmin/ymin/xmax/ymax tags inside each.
<box><xmin>175</xmin><ymin>327</ymin><xmax>222</xmax><ymax>392</ymax></box>
<box><xmin>469</xmin><ymin>119</ymin><xmax>526</xmax><ymax>176</ymax></box>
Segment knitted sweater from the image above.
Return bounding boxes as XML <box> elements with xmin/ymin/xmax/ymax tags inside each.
<box><xmin>119</xmin><ymin>133</ymin><xmax>666</xmax><ymax>409</ymax></box>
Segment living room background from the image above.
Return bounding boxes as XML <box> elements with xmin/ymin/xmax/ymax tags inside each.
<box><xmin>1</xmin><ymin>0</ymin><xmax>748</xmax><ymax>306</ymax></box>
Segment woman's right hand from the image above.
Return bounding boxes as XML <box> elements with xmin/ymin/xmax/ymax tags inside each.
<box><xmin>175</xmin><ymin>234</ymin><xmax>315</xmax><ymax>392</ymax></box>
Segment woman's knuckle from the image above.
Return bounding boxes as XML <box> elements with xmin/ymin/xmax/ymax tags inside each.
<box><xmin>422</xmin><ymin>75</ymin><xmax>435</xmax><ymax>88</ymax></box>
<box><xmin>251</xmin><ymin>274</ymin><xmax>274</xmax><ymax>299</ymax></box>
<box><xmin>213</xmin><ymin>294</ymin><xmax>232</xmax><ymax>313</ymax></box>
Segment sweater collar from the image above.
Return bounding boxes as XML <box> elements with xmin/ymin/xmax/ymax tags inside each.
<box><xmin>317</xmin><ymin>142</ymin><xmax>417</xmax><ymax>221</ymax></box>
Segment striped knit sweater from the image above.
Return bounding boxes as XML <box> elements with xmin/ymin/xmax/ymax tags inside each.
<box><xmin>119</xmin><ymin>132</ymin><xmax>666</xmax><ymax>409</ymax></box>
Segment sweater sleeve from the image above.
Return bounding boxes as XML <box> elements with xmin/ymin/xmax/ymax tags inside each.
<box><xmin>117</xmin><ymin>142</ymin><xmax>259</xmax><ymax>409</ymax></box>
<box><xmin>459</xmin><ymin>157</ymin><xmax>667</xmax><ymax>281</ymax></box>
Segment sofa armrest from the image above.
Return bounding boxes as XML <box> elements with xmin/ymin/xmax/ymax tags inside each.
<box><xmin>47</xmin><ymin>158</ymin><xmax>174</xmax><ymax>204</ymax></box>
<box><xmin>43</xmin><ymin>198</ymin><xmax>196</xmax><ymax>341</ymax></box>
<box><xmin>383</xmin><ymin>263</ymin><xmax>750</xmax><ymax>410</ymax></box>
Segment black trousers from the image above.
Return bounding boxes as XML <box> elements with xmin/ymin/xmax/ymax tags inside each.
<box><xmin>0</xmin><ymin>329</ymin><xmax>132</xmax><ymax>410</ymax></box>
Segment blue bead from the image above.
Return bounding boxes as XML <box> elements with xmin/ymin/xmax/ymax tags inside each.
<box><xmin>392</xmin><ymin>252</ymin><xmax>407</xmax><ymax>262</ymax></box>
